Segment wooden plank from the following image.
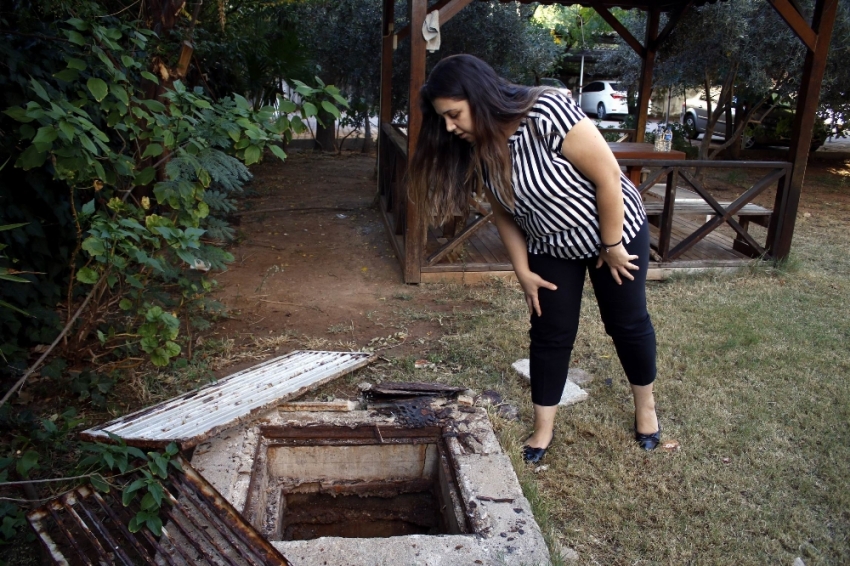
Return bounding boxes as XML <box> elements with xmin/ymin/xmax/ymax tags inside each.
<box><xmin>421</xmin><ymin>262</ymin><xmax>513</xmax><ymax>273</ymax></box>
<box><xmin>404</xmin><ymin>0</ymin><xmax>427</xmax><ymax>283</ymax></box>
<box><xmin>466</xmin><ymin>228</ymin><xmax>500</xmax><ymax>265</ymax></box>
<box><xmin>420</xmin><ymin>270</ymin><xmax>516</xmax><ymax>284</ymax></box>
<box><xmin>657</xmin><ymin>167</ymin><xmax>678</xmax><ymax>259</ymax></box>
<box><xmin>766</xmin><ymin>0</ymin><xmax>817</xmax><ymax>51</ymax></box>
<box><xmin>595</xmin><ymin>8</ymin><xmax>645</xmax><ymax>58</ymax></box>
<box><xmin>477</xmin><ymin>223</ymin><xmax>512</xmax><ymax>264</ymax></box>
<box><xmin>634</xmin><ymin>9</ymin><xmax>658</xmax><ymax>142</ymax></box>
<box><xmin>654</xmin><ymin>1</ymin><xmax>695</xmax><ymax>48</ymax></box>
<box><xmin>770</xmin><ymin>0</ymin><xmax>838</xmax><ymax>258</ymax></box>
<box><xmin>426</xmin><ymin>212</ymin><xmax>493</xmax><ymax>266</ymax></box>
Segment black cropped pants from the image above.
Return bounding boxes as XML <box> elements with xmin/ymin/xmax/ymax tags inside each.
<box><xmin>527</xmin><ymin>221</ymin><xmax>656</xmax><ymax>406</ymax></box>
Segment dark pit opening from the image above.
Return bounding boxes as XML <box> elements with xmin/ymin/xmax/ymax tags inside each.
<box><xmin>281</xmin><ymin>491</ymin><xmax>442</xmax><ymax>540</ymax></box>
<box><xmin>244</xmin><ymin>425</ymin><xmax>470</xmax><ymax>541</ymax></box>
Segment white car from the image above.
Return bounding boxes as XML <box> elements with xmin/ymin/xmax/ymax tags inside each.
<box><xmin>578</xmin><ymin>81</ymin><xmax>628</xmax><ymax>120</ymax></box>
<box><xmin>540</xmin><ymin>77</ymin><xmax>572</xmax><ymax>99</ymax></box>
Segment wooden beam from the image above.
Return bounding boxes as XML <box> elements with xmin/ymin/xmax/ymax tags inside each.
<box><xmin>395</xmin><ymin>0</ymin><xmax>473</xmax><ymax>43</ymax></box>
<box><xmin>654</xmin><ymin>0</ymin><xmax>694</xmax><ymax>49</ymax></box>
<box><xmin>404</xmin><ymin>0</ymin><xmax>428</xmax><ymax>283</ymax></box>
<box><xmin>595</xmin><ymin>8</ymin><xmax>645</xmax><ymax>58</ymax></box>
<box><xmin>634</xmin><ymin>9</ymin><xmax>659</xmax><ymax>143</ymax></box>
<box><xmin>766</xmin><ymin>0</ymin><xmax>817</xmax><ymax>51</ymax></box>
<box><xmin>379</xmin><ymin>0</ymin><xmax>395</xmax><ymax>125</ymax></box>
<box><xmin>426</xmin><ymin>213</ymin><xmax>493</xmax><ymax>266</ymax></box>
<box><xmin>769</xmin><ymin>0</ymin><xmax>838</xmax><ymax>258</ymax></box>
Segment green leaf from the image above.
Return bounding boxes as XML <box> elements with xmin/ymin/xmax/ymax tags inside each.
<box><xmin>0</xmin><ymin>223</ymin><xmax>28</xmax><ymax>232</ymax></box>
<box><xmin>122</xmin><ymin>479</ymin><xmax>146</xmax><ymax>506</ymax></box>
<box><xmin>150</xmin><ymin>349</ymin><xmax>170</xmax><ymax>367</ymax></box>
<box><xmin>321</xmin><ymin>100</ymin><xmax>341</xmax><ymax>119</ymax></box>
<box><xmin>87</xmin><ymin>78</ymin><xmax>108</xmax><ymax>102</ymax></box>
<box><xmin>29</xmin><ymin>79</ymin><xmax>50</xmax><ymax>101</ymax></box>
<box><xmin>140</xmin><ymin>71</ymin><xmax>159</xmax><ymax>84</ymax></box>
<box><xmin>32</xmin><ymin>126</ymin><xmax>58</xmax><ymax>147</ymax></box>
<box><xmin>243</xmin><ymin>145</ymin><xmax>261</xmax><ymax>165</ymax></box>
<box><xmin>66</xmin><ymin>30</ymin><xmax>86</xmax><ymax>46</ymax></box>
<box><xmin>90</xmin><ymin>474</ymin><xmax>110</xmax><ymax>493</ymax></box>
<box><xmin>79</xmin><ymin>134</ymin><xmax>98</xmax><ymax>155</ymax></box>
<box><xmin>145</xmin><ymin>515</ymin><xmax>163</xmax><ymax>537</ymax></box>
<box><xmin>113</xmin><ymin>86</ymin><xmax>129</xmax><ymax>106</ymax></box>
<box><xmin>53</xmin><ymin>68</ymin><xmax>80</xmax><ymax>82</ymax></box>
<box><xmin>19</xmin><ymin>145</ymin><xmax>47</xmax><ymax>170</ymax></box>
<box><xmin>140</xmin><ymin>492</ymin><xmax>157</xmax><ymax>511</ymax></box>
<box><xmin>81</xmin><ymin>200</ymin><xmax>96</xmax><ymax>216</ymax></box>
<box><xmin>76</xmin><ymin>266</ymin><xmax>99</xmax><ymax>284</ymax></box>
<box><xmin>128</xmin><ymin>514</ymin><xmax>143</xmax><ymax>533</ymax></box>
<box><xmin>302</xmin><ymin>102</ymin><xmax>317</xmax><ymax>118</ymax></box>
<box><xmin>66</xmin><ymin>17</ymin><xmax>88</xmax><ymax>31</ymax></box>
<box><xmin>81</xmin><ymin>237</ymin><xmax>106</xmax><ymax>256</ymax></box>
<box><xmin>121</xmin><ymin>55</ymin><xmax>135</xmax><ymax>68</ymax></box>
<box><xmin>233</xmin><ymin>94</ymin><xmax>251</xmax><ymax>110</ymax></box>
<box><xmin>58</xmin><ymin>120</ymin><xmax>76</xmax><ymax>141</ymax></box>
<box><xmin>141</xmin><ymin>99</ymin><xmax>166</xmax><ymax>113</ymax></box>
<box><xmin>67</xmin><ymin>57</ymin><xmax>87</xmax><ymax>71</ymax></box>
<box><xmin>16</xmin><ymin>451</ymin><xmax>39</xmax><ymax>477</ymax></box>
<box><xmin>278</xmin><ymin>100</ymin><xmax>297</xmax><ymax>113</ymax></box>
<box><xmin>0</xmin><ymin>299</ymin><xmax>32</xmax><ymax>317</ymax></box>
<box><xmin>192</xmin><ymin>99</ymin><xmax>212</xmax><ymax>110</ymax></box>
<box><xmin>3</xmin><ymin>106</ymin><xmax>33</xmax><ymax>123</ymax></box>
<box><xmin>0</xmin><ymin>269</ymin><xmax>30</xmax><ymax>283</ymax></box>
<box><xmin>164</xmin><ymin>341</ymin><xmax>181</xmax><ymax>358</ymax></box>
<box><xmin>142</xmin><ymin>144</ymin><xmax>163</xmax><ymax>158</ymax></box>
<box><xmin>133</xmin><ymin>167</ymin><xmax>156</xmax><ymax>186</ymax></box>
<box><xmin>269</xmin><ymin>144</ymin><xmax>287</xmax><ymax>161</ymax></box>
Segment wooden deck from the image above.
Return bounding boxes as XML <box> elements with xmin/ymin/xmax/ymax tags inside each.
<box><xmin>416</xmin><ymin>214</ymin><xmax>755</xmax><ymax>283</ymax></box>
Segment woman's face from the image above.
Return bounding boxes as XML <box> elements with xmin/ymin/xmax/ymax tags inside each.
<box><xmin>432</xmin><ymin>97</ymin><xmax>475</xmax><ymax>143</ymax></box>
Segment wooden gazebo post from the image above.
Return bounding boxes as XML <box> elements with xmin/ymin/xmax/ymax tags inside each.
<box><xmin>402</xmin><ymin>0</ymin><xmax>428</xmax><ymax>283</ymax></box>
<box><xmin>767</xmin><ymin>0</ymin><xmax>839</xmax><ymax>259</ymax></box>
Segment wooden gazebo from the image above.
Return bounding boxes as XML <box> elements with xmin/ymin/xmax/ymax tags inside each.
<box><xmin>377</xmin><ymin>0</ymin><xmax>839</xmax><ymax>283</ymax></box>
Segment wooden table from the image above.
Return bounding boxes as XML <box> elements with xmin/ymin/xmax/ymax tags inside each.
<box><xmin>608</xmin><ymin>142</ymin><xmax>686</xmax><ymax>185</ymax></box>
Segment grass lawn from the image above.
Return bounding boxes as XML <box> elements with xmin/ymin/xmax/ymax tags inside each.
<box><xmin>364</xmin><ymin>210</ymin><xmax>850</xmax><ymax>564</ymax></box>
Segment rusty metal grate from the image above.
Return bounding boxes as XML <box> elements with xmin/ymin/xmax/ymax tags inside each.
<box><xmin>28</xmin><ymin>456</ymin><xmax>291</xmax><ymax>566</ymax></box>
<box><xmin>81</xmin><ymin>350</ymin><xmax>376</xmax><ymax>449</ymax></box>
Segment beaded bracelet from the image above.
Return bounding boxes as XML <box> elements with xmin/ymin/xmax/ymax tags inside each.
<box><xmin>600</xmin><ymin>238</ymin><xmax>623</xmax><ymax>253</ymax></box>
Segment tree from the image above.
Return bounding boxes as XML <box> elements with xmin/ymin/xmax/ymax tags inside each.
<box><xmin>598</xmin><ymin>0</ymin><xmax>850</xmax><ymax>160</ymax></box>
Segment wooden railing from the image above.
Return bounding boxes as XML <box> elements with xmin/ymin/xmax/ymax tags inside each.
<box><xmin>378</xmin><ymin>123</ymin><xmax>407</xmax><ymax>241</ymax></box>
<box><xmin>621</xmin><ymin>159</ymin><xmax>792</xmax><ymax>261</ymax></box>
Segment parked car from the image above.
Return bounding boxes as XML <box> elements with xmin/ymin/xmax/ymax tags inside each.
<box><xmin>539</xmin><ymin>77</ymin><xmax>572</xmax><ymax>99</ymax></box>
<box><xmin>578</xmin><ymin>80</ymin><xmax>628</xmax><ymax>120</ymax></box>
<box><xmin>681</xmin><ymin>91</ymin><xmax>827</xmax><ymax>151</ymax></box>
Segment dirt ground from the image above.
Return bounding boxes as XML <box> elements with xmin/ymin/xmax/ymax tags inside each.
<box><xmin>207</xmin><ymin>150</ymin><xmax>456</xmax><ymax>370</ymax></box>
<box><xmin>208</xmin><ymin>149</ymin><xmax>849</xmax><ymax>375</ymax></box>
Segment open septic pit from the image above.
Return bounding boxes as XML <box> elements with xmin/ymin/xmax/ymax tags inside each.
<box><xmin>193</xmin><ymin>401</ymin><xmax>551</xmax><ymax>565</ymax></box>
<box><xmin>244</xmin><ymin>425</ymin><xmax>467</xmax><ymax>541</ymax></box>
<box><xmin>32</xmin><ymin>352</ymin><xmax>550</xmax><ymax>565</ymax></box>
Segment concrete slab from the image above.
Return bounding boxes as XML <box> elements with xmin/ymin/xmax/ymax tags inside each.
<box><xmin>192</xmin><ymin>403</ymin><xmax>551</xmax><ymax>566</ymax></box>
<box><xmin>512</xmin><ymin>359</ymin><xmax>589</xmax><ymax>406</ymax></box>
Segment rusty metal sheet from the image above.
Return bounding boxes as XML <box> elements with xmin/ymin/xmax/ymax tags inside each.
<box><xmin>366</xmin><ymin>381</ymin><xmax>465</xmax><ymax>398</ymax></box>
<box><xmin>28</xmin><ymin>455</ymin><xmax>291</xmax><ymax>566</ymax></box>
<box><xmin>81</xmin><ymin>351</ymin><xmax>376</xmax><ymax>449</ymax></box>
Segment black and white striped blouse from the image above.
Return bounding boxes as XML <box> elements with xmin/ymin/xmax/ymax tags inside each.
<box><xmin>488</xmin><ymin>91</ymin><xmax>646</xmax><ymax>260</ymax></box>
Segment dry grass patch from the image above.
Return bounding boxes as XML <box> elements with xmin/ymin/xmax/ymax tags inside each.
<box><xmin>350</xmin><ymin>217</ymin><xmax>850</xmax><ymax>564</ymax></box>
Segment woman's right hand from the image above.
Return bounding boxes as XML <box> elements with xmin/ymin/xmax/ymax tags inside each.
<box><xmin>516</xmin><ymin>270</ymin><xmax>558</xmax><ymax>317</ymax></box>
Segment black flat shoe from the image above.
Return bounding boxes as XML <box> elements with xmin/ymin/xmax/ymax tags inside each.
<box><xmin>522</xmin><ymin>431</ymin><xmax>555</xmax><ymax>464</ymax></box>
<box><xmin>634</xmin><ymin>419</ymin><xmax>661</xmax><ymax>451</ymax></box>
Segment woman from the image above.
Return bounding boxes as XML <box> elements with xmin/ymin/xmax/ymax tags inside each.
<box><xmin>409</xmin><ymin>54</ymin><xmax>660</xmax><ymax>462</ymax></box>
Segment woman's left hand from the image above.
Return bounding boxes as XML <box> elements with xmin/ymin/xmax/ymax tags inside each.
<box><xmin>596</xmin><ymin>243</ymin><xmax>639</xmax><ymax>285</ymax></box>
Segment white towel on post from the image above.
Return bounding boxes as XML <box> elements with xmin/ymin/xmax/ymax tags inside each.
<box><xmin>422</xmin><ymin>10</ymin><xmax>440</xmax><ymax>52</ymax></box>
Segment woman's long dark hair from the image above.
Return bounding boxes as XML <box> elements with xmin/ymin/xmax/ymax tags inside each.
<box><xmin>408</xmin><ymin>54</ymin><xmax>550</xmax><ymax>225</ymax></box>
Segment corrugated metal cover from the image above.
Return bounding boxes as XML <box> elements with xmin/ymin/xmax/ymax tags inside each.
<box><xmin>81</xmin><ymin>351</ymin><xmax>375</xmax><ymax>448</ymax></box>
<box><xmin>28</xmin><ymin>455</ymin><xmax>292</xmax><ymax>565</ymax></box>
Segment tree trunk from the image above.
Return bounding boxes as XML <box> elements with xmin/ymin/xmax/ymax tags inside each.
<box><xmin>314</xmin><ymin>110</ymin><xmax>336</xmax><ymax>152</ymax></box>
<box><xmin>362</xmin><ymin>115</ymin><xmax>373</xmax><ymax>153</ymax></box>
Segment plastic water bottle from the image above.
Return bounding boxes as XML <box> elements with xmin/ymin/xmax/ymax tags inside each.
<box><xmin>664</xmin><ymin>128</ymin><xmax>673</xmax><ymax>152</ymax></box>
<box><xmin>654</xmin><ymin>127</ymin><xmax>666</xmax><ymax>152</ymax></box>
